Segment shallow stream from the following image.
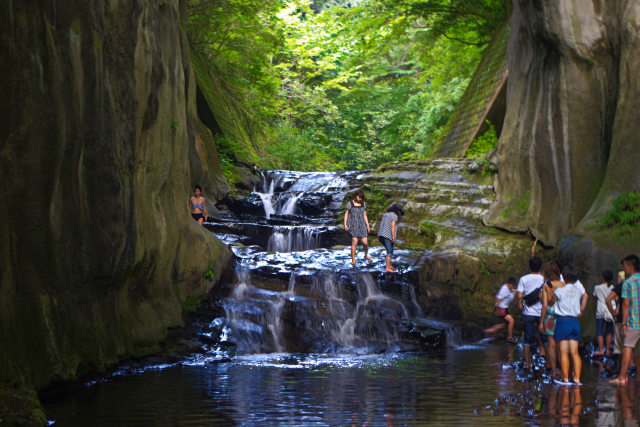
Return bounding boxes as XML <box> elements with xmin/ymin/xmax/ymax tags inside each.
<box><xmin>41</xmin><ymin>167</ymin><xmax>640</xmax><ymax>425</ymax></box>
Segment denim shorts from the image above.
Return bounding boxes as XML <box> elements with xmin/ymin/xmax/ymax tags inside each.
<box><xmin>523</xmin><ymin>314</ymin><xmax>546</xmax><ymax>347</ymax></box>
<box><xmin>378</xmin><ymin>236</ymin><xmax>394</xmax><ymax>257</ymax></box>
<box><xmin>554</xmin><ymin>316</ymin><xmax>581</xmax><ymax>341</ymax></box>
<box><xmin>595</xmin><ymin>318</ymin><xmax>613</xmax><ymax>337</ymax></box>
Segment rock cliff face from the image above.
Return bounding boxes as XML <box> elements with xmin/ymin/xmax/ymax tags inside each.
<box><xmin>0</xmin><ymin>0</ymin><xmax>231</xmax><ymax>393</ymax></box>
<box><xmin>486</xmin><ymin>0</ymin><xmax>640</xmax><ymax>245</ymax></box>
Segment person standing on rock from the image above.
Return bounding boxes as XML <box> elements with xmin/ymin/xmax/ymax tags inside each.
<box><xmin>190</xmin><ymin>184</ymin><xmax>208</xmax><ymax>225</ymax></box>
<box><xmin>344</xmin><ymin>189</ymin><xmax>372</xmax><ymax>267</ymax></box>
<box><xmin>484</xmin><ymin>276</ymin><xmax>517</xmax><ymax>343</ymax></box>
<box><xmin>610</xmin><ymin>254</ymin><xmax>640</xmax><ymax>386</ymax></box>
<box><xmin>517</xmin><ymin>255</ymin><xmax>546</xmax><ymax>371</ymax></box>
<box><xmin>377</xmin><ymin>204</ymin><xmax>404</xmax><ymax>272</ymax></box>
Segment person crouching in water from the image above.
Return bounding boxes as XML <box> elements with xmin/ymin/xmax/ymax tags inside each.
<box><xmin>344</xmin><ymin>189</ymin><xmax>372</xmax><ymax>267</ymax></box>
<box><xmin>484</xmin><ymin>276</ymin><xmax>517</xmax><ymax>343</ymax></box>
<box><xmin>551</xmin><ymin>264</ymin><xmax>588</xmax><ymax>385</ymax></box>
<box><xmin>377</xmin><ymin>204</ymin><xmax>404</xmax><ymax>272</ymax></box>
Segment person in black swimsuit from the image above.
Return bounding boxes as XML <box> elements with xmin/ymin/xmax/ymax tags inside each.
<box><xmin>190</xmin><ymin>184</ymin><xmax>208</xmax><ymax>225</ymax></box>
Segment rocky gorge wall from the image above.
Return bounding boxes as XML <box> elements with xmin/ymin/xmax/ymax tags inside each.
<box><xmin>486</xmin><ymin>0</ymin><xmax>640</xmax><ymax>248</ymax></box>
<box><xmin>0</xmin><ymin>0</ymin><xmax>232</xmax><ymax>402</ymax></box>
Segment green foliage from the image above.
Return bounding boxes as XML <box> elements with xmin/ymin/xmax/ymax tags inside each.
<box><xmin>171</xmin><ymin>119</ymin><xmax>179</xmax><ymax>129</ymax></box>
<box><xmin>183</xmin><ymin>294</ymin><xmax>204</xmax><ymax>313</ymax></box>
<box><xmin>203</xmin><ymin>268</ymin><xmax>215</xmax><ymax>281</ymax></box>
<box><xmin>594</xmin><ymin>192</ymin><xmax>640</xmax><ymax>238</ymax></box>
<box><xmin>187</xmin><ymin>0</ymin><xmax>508</xmax><ymax>171</ymax></box>
<box><xmin>465</xmin><ymin>120</ymin><xmax>497</xmax><ymax>158</ymax></box>
<box><xmin>500</xmin><ymin>191</ymin><xmax>532</xmax><ymax>218</ymax></box>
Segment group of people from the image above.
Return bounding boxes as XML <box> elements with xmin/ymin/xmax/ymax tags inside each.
<box><xmin>487</xmin><ymin>247</ymin><xmax>640</xmax><ymax>386</ymax></box>
<box><xmin>190</xmin><ymin>185</ymin><xmax>405</xmax><ymax>272</ymax></box>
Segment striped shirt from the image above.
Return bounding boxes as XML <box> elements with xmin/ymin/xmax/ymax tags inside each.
<box><xmin>377</xmin><ymin>212</ymin><xmax>398</xmax><ymax>240</ymax></box>
<box><xmin>622</xmin><ymin>273</ymin><xmax>640</xmax><ymax>329</ymax></box>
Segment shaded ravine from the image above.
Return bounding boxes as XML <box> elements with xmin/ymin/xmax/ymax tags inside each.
<box><xmin>40</xmin><ymin>164</ymin><xmax>640</xmax><ymax>425</ymax></box>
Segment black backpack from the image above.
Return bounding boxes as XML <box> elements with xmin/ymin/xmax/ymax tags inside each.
<box><xmin>523</xmin><ymin>286</ymin><xmax>543</xmax><ymax>306</ymax></box>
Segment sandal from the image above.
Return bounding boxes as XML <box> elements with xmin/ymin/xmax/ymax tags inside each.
<box><xmin>506</xmin><ymin>338</ymin><xmax>517</xmax><ymax>344</ymax></box>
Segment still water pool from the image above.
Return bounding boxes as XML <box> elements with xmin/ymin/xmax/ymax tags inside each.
<box><xmin>42</xmin><ymin>341</ymin><xmax>639</xmax><ymax>426</ymax></box>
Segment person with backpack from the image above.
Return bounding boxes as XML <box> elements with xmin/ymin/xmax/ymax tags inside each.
<box><xmin>517</xmin><ymin>255</ymin><xmax>546</xmax><ymax>371</ymax></box>
<box><xmin>593</xmin><ymin>270</ymin><xmax>615</xmax><ymax>356</ymax></box>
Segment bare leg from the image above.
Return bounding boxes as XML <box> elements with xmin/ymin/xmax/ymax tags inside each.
<box><xmin>546</xmin><ymin>336</ymin><xmax>557</xmax><ymax>374</ymax></box>
<box><xmin>385</xmin><ymin>256</ymin><xmax>395</xmax><ymax>272</ymax></box>
<box><xmin>605</xmin><ymin>333</ymin><xmax>613</xmax><ymax>355</ymax></box>
<box><xmin>524</xmin><ymin>345</ymin><xmax>532</xmax><ymax>370</ymax></box>
<box><xmin>351</xmin><ymin>237</ymin><xmax>358</xmax><ymax>266</ymax></box>
<box><xmin>569</xmin><ymin>340</ymin><xmax>582</xmax><ymax>382</ymax></box>
<box><xmin>558</xmin><ymin>339</ymin><xmax>570</xmax><ymax>381</ymax></box>
<box><xmin>506</xmin><ymin>315</ymin><xmax>514</xmax><ymax>341</ymax></box>
<box><xmin>611</xmin><ymin>347</ymin><xmax>632</xmax><ymax>385</ymax></box>
<box><xmin>197</xmin><ymin>217</ymin><xmax>204</xmax><ymax>225</ymax></box>
<box><xmin>596</xmin><ymin>335</ymin><xmax>604</xmax><ymax>354</ymax></box>
<box><xmin>362</xmin><ymin>237</ymin><xmax>372</xmax><ymax>262</ymax></box>
<box><xmin>484</xmin><ymin>323</ymin><xmax>506</xmax><ymax>334</ymax></box>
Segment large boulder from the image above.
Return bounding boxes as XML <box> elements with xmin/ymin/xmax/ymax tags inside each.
<box><xmin>0</xmin><ymin>0</ymin><xmax>232</xmax><ymax>396</ymax></box>
<box><xmin>486</xmin><ymin>0</ymin><xmax>640</xmax><ymax>245</ymax></box>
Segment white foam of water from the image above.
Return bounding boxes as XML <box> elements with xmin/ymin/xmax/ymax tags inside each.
<box><xmin>279</xmin><ymin>192</ymin><xmax>303</xmax><ymax>215</ymax></box>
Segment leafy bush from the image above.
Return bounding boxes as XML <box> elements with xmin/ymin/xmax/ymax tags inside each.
<box><xmin>465</xmin><ymin>120</ymin><xmax>498</xmax><ymax>158</ymax></box>
<box><xmin>595</xmin><ymin>191</ymin><xmax>640</xmax><ymax>237</ymax></box>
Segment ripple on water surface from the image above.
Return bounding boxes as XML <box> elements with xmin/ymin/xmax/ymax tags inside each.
<box><xmin>43</xmin><ymin>345</ymin><xmax>569</xmax><ymax>426</ymax></box>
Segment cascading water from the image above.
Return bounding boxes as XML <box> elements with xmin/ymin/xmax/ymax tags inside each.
<box><xmin>255</xmin><ymin>171</ymin><xmax>279</xmax><ymax>219</ymax></box>
<box><xmin>279</xmin><ymin>192</ymin><xmax>303</xmax><ymax>215</ymax></box>
<box><xmin>212</xmin><ymin>169</ymin><xmax>449</xmax><ymax>355</ymax></box>
<box><xmin>266</xmin><ymin>226</ymin><xmax>320</xmax><ymax>252</ymax></box>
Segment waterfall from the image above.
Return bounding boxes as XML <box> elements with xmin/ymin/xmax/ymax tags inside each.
<box><xmin>267</xmin><ymin>226</ymin><xmax>320</xmax><ymax>252</ymax></box>
<box><xmin>279</xmin><ymin>192</ymin><xmax>303</xmax><ymax>215</ymax></box>
<box><xmin>255</xmin><ymin>171</ymin><xmax>278</xmax><ymax>219</ymax></box>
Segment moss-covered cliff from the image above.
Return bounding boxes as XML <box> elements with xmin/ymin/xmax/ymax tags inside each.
<box><xmin>0</xmin><ymin>0</ymin><xmax>232</xmax><ymax>406</ymax></box>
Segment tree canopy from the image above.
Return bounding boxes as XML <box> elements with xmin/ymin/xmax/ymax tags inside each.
<box><xmin>187</xmin><ymin>0</ymin><xmax>509</xmax><ymax>171</ymax></box>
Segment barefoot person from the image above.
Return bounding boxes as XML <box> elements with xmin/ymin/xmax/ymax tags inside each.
<box><xmin>344</xmin><ymin>189</ymin><xmax>372</xmax><ymax>267</ymax></box>
<box><xmin>606</xmin><ymin>270</ymin><xmax>626</xmax><ymax>371</ymax></box>
<box><xmin>377</xmin><ymin>204</ymin><xmax>404</xmax><ymax>272</ymax></box>
<box><xmin>518</xmin><ymin>255</ymin><xmax>546</xmax><ymax>371</ymax></box>
<box><xmin>593</xmin><ymin>270</ymin><xmax>615</xmax><ymax>356</ymax></box>
<box><xmin>611</xmin><ymin>254</ymin><xmax>640</xmax><ymax>386</ymax></box>
<box><xmin>190</xmin><ymin>184</ymin><xmax>208</xmax><ymax>225</ymax></box>
<box><xmin>539</xmin><ymin>261</ymin><xmax>564</xmax><ymax>378</ymax></box>
<box><xmin>551</xmin><ymin>265</ymin><xmax>587</xmax><ymax>385</ymax></box>
<box><xmin>484</xmin><ymin>276</ymin><xmax>517</xmax><ymax>343</ymax></box>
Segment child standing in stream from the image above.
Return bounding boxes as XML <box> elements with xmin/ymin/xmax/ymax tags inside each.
<box><xmin>344</xmin><ymin>189</ymin><xmax>372</xmax><ymax>267</ymax></box>
<box><xmin>377</xmin><ymin>204</ymin><xmax>404</xmax><ymax>272</ymax></box>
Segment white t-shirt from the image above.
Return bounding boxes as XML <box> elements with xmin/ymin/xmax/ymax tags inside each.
<box><xmin>496</xmin><ymin>284</ymin><xmax>515</xmax><ymax>309</ymax></box>
<box><xmin>517</xmin><ymin>273</ymin><xmax>544</xmax><ymax>316</ymax></box>
<box><xmin>560</xmin><ymin>276</ymin><xmax>586</xmax><ymax>294</ymax></box>
<box><xmin>593</xmin><ymin>283</ymin><xmax>614</xmax><ymax>319</ymax></box>
<box><xmin>554</xmin><ymin>282</ymin><xmax>585</xmax><ymax>317</ymax></box>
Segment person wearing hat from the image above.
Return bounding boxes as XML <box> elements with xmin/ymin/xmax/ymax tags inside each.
<box><xmin>377</xmin><ymin>204</ymin><xmax>404</xmax><ymax>272</ymax></box>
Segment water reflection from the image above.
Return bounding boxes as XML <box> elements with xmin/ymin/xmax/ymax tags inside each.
<box><xmin>43</xmin><ymin>344</ymin><xmax>640</xmax><ymax>426</ymax></box>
